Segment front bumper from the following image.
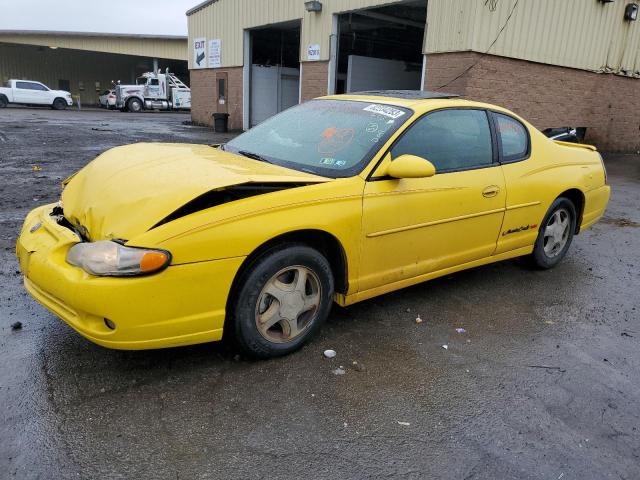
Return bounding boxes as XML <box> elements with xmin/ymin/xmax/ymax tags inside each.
<box><xmin>16</xmin><ymin>204</ymin><xmax>244</xmax><ymax>350</ymax></box>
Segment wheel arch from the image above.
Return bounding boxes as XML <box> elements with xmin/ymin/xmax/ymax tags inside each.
<box><xmin>0</xmin><ymin>93</ymin><xmax>8</xmax><ymax>103</ymax></box>
<box><xmin>227</xmin><ymin>229</ymin><xmax>349</xmax><ymax>310</ymax></box>
<box><xmin>557</xmin><ymin>188</ymin><xmax>585</xmax><ymax>233</ymax></box>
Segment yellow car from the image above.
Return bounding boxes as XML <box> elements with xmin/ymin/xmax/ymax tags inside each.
<box><xmin>16</xmin><ymin>92</ymin><xmax>610</xmax><ymax>358</ymax></box>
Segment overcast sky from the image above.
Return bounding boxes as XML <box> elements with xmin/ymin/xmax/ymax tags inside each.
<box><xmin>0</xmin><ymin>0</ymin><xmax>199</xmax><ymax>36</ymax></box>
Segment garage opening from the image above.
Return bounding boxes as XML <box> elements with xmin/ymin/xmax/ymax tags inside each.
<box><xmin>249</xmin><ymin>21</ymin><xmax>301</xmax><ymax>127</ymax></box>
<box><xmin>334</xmin><ymin>1</ymin><xmax>427</xmax><ymax>94</ymax></box>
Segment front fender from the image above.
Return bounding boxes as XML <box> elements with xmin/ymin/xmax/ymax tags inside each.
<box><xmin>126</xmin><ymin>176</ymin><xmax>365</xmax><ymax>274</ymax></box>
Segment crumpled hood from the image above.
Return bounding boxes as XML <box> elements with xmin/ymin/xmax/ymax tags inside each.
<box><xmin>62</xmin><ymin>143</ymin><xmax>330</xmax><ymax>240</ymax></box>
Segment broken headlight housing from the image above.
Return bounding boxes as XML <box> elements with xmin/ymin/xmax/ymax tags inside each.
<box><xmin>66</xmin><ymin>241</ymin><xmax>171</xmax><ymax>276</ymax></box>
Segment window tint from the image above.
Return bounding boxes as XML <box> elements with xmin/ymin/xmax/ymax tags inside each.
<box><xmin>32</xmin><ymin>83</ymin><xmax>48</xmax><ymax>91</ymax></box>
<box><xmin>391</xmin><ymin>109</ymin><xmax>493</xmax><ymax>172</ymax></box>
<box><xmin>495</xmin><ymin>113</ymin><xmax>528</xmax><ymax>161</ymax></box>
<box><xmin>16</xmin><ymin>81</ymin><xmax>33</xmax><ymax>90</ymax></box>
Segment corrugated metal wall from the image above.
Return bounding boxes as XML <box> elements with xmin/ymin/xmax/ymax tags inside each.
<box><xmin>0</xmin><ymin>33</ymin><xmax>188</xmax><ymax>61</ymax></box>
<box><xmin>187</xmin><ymin>0</ymin><xmax>410</xmax><ymax>68</ymax></box>
<box><xmin>426</xmin><ymin>0</ymin><xmax>640</xmax><ymax>76</ymax></box>
<box><xmin>188</xmin><ymin>0</ymin><xmax>640</xmax><ymax>77</ymax></box>
<box><xmin>0</xmin><ymin>42</ymin><xmax>176</xmax><ymax>105</ymax></box>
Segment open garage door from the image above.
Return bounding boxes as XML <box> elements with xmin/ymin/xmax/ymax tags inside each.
<box><xmin>335</xmin><ymin>1</ymin><xmax>426</xmax><ymax>94</ymax></box>
<box><xmin>249</xmin><ymin>21</ymin><xmax>301</xmax><ymax>127</ymax></box>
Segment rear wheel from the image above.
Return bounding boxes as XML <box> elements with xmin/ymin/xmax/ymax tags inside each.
<box><xmin>52</xmin><ymin>98</ymin><xmax>67</xmax><ymax>110</ymax></box>
<box><xmin>529</xmin><ymin>197</ymin><xmax>577</xmax><ymax>269</ymax></box>
<box><xmin>127</xmin><ymin>98</ymin><xmax>142</xmax><ymax>113</ymax></box>
<box><xmin>0</xmin><ymin>96</ymin><xmax>7</xmax><ymax>108</ymax></box>
<box><xmin>230</xmin><ymin>245</ymin><xmax>334</xmax><ymax>359</ymax></box>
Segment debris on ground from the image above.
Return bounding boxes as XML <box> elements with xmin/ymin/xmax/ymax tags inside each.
<box><xmin>455</xmin><ymin>327</ymin><xmax>466</xmax><ymax>334</ymax></box>
<box><xmin>31</xmin><ymin>165</ymin><xmax>42</xmax><ymax>172</ymax></box>
<box><xmin>442</xmin><ymin>344</ymin><xmax>448</xmax><ymax>350</ymax></box>
<box><xmin>397</xmin><ymin>421</ymin><xmax>411</xmax><ymax>426</ymax></box>
<box><xmin>601</xmin><ymin>217</ymin><xmax>640</xmax><ymax>228</ymax></box>
<box><xmin>527</xmin><ymin>365</ymin><xmax>566</xmax><ymax>372</ymax></box>
<box><xmin>415</xmin><ymin>315</ymin><xmax>423</xmax><ymax>324</ymax></box>
<box><xmin>323</xmin><ymin>349</ymin><xmax>336</xmax><ymax>359</ymax></box>
<box><xmin>332</xmin><ymin>367</ymin><xmax>346</xmax><ymax>375</ymax></box>
<box><xmin>545</xmin><ymin>320</ymin><xmax>555</xmax><ymax>325</ymax></box>
<box><xmin>10</xmin><ymin>321</ymin><xmax>22</xmax><ymax>330</ymax></box>
<box><xmin>351</xmin><ymin>361</ymin><xmax>365</xmax><ymax>372</ymax></box>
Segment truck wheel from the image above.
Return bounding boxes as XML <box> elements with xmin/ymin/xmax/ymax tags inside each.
<box><xmin>52</xmin><ymin>98</ymin><xmax>67</xmax><ymax>110</ymax></box>
<box><xmin>0</xmin><ymin>96</ymin><xmax>7</xmax><ymax>108</ymax></box>
<box><xmin>127</xmin><ymin>98</ymin><xmax>143</xmax><ymax>113</ymax></box>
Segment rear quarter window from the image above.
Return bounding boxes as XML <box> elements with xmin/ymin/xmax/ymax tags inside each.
<box><xmin>494</xmin><ymin>113</ymin><xmax>529</xmax><ymax>162</ymax></box>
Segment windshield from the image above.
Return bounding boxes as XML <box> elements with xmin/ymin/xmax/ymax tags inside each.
<box><xmin>224</xmin><ymin>99</ymin><xmax>412</xmax><ymax>178</ymax></box>
<box><xmin>136</xmin><ymin>77</ymin><xmax>147</xmax><ymax>85</ymax></box>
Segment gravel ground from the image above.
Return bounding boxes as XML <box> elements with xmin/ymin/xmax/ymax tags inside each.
<box><xmin>0</xmin><ymin>107</ymin><xmax>639</xmax><ymax>479</ymax></box>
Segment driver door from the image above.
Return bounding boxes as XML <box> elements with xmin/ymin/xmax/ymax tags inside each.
<box><xmin>359</xmin><ymin>108</ymin><xmax>506</xmax><ymax>292</ymax></box>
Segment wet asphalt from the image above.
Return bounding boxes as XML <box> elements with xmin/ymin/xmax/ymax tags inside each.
<box><xmin>0</xmin><ymin>107</ymin><xmax>639</xmax><ymax>480</ymax></box>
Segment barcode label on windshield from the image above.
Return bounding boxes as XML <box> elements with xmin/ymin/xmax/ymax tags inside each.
<box><xmin>363</xmin><ymin>104</ymin><xmax>406</xmax><ymax>119</ymax></box>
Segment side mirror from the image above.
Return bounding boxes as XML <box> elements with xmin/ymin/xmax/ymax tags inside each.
<box><xmin>386</xmin><ymin>154</ymin><xmax>436</xmax><ymax>179</ymax></box>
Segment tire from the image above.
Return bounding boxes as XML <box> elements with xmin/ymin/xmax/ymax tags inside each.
<box><xmin>230</xmin><ymin>245</ymin><xmax>335</xmax><ymax>359</ymax></box>
<box><xmin>529</xmin><ymin>197</ymin><xmax>577</xmax><ymax>269</ymax></box>
<box><xmin>127</xmin><ymin>98</ymin><xmax>143</xmax><ymax>113</ymax></box>
<box><xmin>0</xmin><ymin>96</ymin><xmax>7</xmax><ymax>108</ymax></box>
<box><xmin>52</xmin><ymin>98</ymin><xmax>67</xmax><ymax>110</ymax></box>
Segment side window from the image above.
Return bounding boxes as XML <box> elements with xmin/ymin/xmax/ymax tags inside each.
<box><xmin>149</xmin><ymin>79</ymin><xmax>159</xmax><ymax>86</ymax></box>
<box><xmin>32</xmin><ymin>83</ymin><xmax>48</xmax><ymax>91</ymax></box>
<box><xmin>391</xmin><ymin>109</ymin><xmax>493</xmax><ymax>173</ymax></box>
<box><xmin>16</xmin><ymin>81</ymin><xmax>31</xmax><ymax>90</ymax></box>
<box><xmin>494</xmin><ymin>113</ymin><xmax>529</xmax><ymax>162</ymax></box>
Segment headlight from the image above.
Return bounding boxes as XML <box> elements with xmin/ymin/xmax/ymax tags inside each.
<box><xmin>66</xmin><ymin>241</ymin><xmax>171</xmax><ymax>276</ymax></box>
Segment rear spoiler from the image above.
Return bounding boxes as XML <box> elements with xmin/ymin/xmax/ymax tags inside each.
<box><xmin>553</xmin><ymin>140</ymin><xmax>597</xmax><ymax>151</ymax></box>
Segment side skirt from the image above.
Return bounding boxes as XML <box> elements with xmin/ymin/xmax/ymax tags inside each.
<box><xmin>334</xmin><ymin>245</ymin><xmax>533</xmax><ymax>307</ymax></box>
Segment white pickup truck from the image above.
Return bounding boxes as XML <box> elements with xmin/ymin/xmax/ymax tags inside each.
<box><xmin>0</xmin><ymin>80</ymin><xmax>73</xmax><ymax>110</ymax></box>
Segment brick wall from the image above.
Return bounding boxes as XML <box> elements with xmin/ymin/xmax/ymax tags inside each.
<box><xmin>300</xmin><ymin>61</ymin><xmax>329</xmax><ymax>102</ymax></box>
<box><xmin>425</xmin><ymin>52</ymin><xmax>640</xmax><ymax>152</ymax></box>
<box><xmin>190</xmin><ymin>67</ymin><xmax>244</xmax><ymax>131</ymax></box>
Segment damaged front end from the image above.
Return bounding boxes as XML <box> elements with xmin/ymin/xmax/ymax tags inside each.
<box><xmin>59</xmin><ymin>143</ymin><xmax>331</xmax><ymax>241</ymax></box>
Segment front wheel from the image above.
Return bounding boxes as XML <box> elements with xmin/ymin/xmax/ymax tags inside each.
<box><xmin>127</xmin><ymin>98</ymin><xmax>142</xmax><ymax>113</ymax></box>
<box><xmin>230</xmin><ymin>245</ymin><xmax>335</xmax><ymax>359</ymax></box>
<box><xmin>52</xmin><ymin>98</ymin><xmax>67</xmax><ymax>110</ymax></box>
<box><xmin>529</xmin><ymin>197</ymin><xmax>577</xmax><ymax>269</ymax></box>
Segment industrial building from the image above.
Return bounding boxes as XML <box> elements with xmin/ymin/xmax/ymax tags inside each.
<box><xmin>187</xmin><ymin>0</ymin><xmax>640</xmax><ymax>151</ymax></box>
<box><xmin>0</xmin><ymin>30</ymin><xmax>189</xmax><ymax>106</ymax></box>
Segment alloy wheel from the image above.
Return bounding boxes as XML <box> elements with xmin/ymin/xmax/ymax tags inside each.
<box><xmin>254</xmin><ymin>265</ymin><xmax>321</xmax><ymax>343</ymax></box>
<box><xmin>543</xmin><ymin>208</ymin><xmax>570</xmax><ymax>257</ymax></box>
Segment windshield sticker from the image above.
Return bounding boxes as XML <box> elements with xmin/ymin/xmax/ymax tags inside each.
<box><xmin>366</xmin><ymin>122</ymin><xmax>379</xmax><ymax>133</ymax></box>
<box><xmin>318</xmin><ymin>128</ymin><xmax>355</xmax><ymax>154</ymax></box>
<box><xmin>363</xmin><ymin>104</ymin><xmax>406</xmax><ymax>119</ymax></box>
<box><xmin>335</xmin><ymin>160</ymin><xmax>346</xmax><ymax>167</ymax></box>
<box><xmin>320</xmin><ymin>158</ymin><xmax>336</xmax><ymax>165</ymax></box>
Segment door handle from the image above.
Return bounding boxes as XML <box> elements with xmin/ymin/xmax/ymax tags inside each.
<box><xmin>482</xmin><ymin>185</ymin><xmax>500</xmax><ymax>198</ymax></box>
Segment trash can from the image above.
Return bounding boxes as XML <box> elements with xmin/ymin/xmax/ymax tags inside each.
<box><xmin>213</xmin><ymin>113</ymin><xmax>230</xmax><ymax>133</ymax></box>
